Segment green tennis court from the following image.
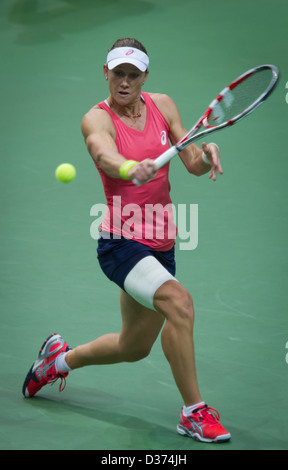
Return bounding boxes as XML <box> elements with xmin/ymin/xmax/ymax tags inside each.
<box><xmin>1</xmin><ymin>0</ymin><xmax>288</xmax><ymax>451</ymax></box>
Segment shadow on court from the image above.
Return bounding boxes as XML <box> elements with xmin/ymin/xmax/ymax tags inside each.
<box><xmin>21</xmin><ymin>389</ymin><xmax>263</xmax><ymax>450</ymax></box>
<box><xmin>8</xmin><ymin>0</ymin><xmax>155</xmax><ymax>45</ymax></box>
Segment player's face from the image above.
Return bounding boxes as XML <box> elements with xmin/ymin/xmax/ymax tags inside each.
<box><xmin>104</xmin><ymin>63</ymin><xmax>148</xmax><ymax>105</ymax></box>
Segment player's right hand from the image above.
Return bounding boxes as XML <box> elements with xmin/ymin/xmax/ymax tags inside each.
<box><xmin>128</xmin><ymin>159</ymin><xmax>158</xmax><ymax>184</ymax></box>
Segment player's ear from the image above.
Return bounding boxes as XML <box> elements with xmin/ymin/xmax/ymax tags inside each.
<box><xmin>103</xmin><ymin>64</ymin><xmax>109</xmax><ymax>81</ymax></box>
<box><xmin>142</xmin><ymin>70</ymin><xmax>149</xmax><ymax>86</ymax></box>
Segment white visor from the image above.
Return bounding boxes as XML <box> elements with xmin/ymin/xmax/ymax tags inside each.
<box><xmin>107</xmin><ymin>47</ymin><xmax>149</xmax><ymax>72</ymax></box>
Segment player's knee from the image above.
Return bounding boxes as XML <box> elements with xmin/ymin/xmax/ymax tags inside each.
<box><xmin>154</xmin><ymin>282</ymin><xmax>195</xmax><ymax>327</ymax></box>
<box><xmin>171</xmin><ymin>290</ymin><xmax>195</xmax><ymax>327</ymax></box>
<box><xmin>123</xmin><ymin>344</ymin><xmax>152</xmax><ymax>363</ymax></box>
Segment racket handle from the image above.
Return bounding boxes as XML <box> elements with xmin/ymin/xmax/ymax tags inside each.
<box><xmin>133</xmin><ymin>146</ymin><xmax>178</xmax><ymax>186</ymax></box>
<box><xmin>155</xmin><ymin>146</ymin><xmax>178</xmax><ymax>169</ymax></box>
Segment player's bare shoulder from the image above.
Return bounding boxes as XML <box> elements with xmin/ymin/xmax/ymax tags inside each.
<box><xmin>149</xmin><ymin>92</ymin><xmax>175</xmax><ymax>107</ymax></box>
<box><xmin>81</xmin><ymin>104</ymin><xmax>116</xmax><ymax>140</ymax></box>
<box><xmin>148</xmin><ymin>93</ymin><xmax>179</xmax><ymax>127</ymax></box>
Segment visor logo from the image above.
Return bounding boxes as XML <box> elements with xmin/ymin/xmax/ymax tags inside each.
<box><xmin>126</xmin><ymin>49</ymin><xmax>134</xmax><ymax>56</ymax></box>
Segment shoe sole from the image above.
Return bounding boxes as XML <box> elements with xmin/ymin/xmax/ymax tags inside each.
<box><xmin>177</xmin><ymin>424</ymin><xmax>231</xmax><ymax>443</ymax></box>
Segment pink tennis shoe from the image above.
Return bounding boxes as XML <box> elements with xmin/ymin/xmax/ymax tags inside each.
<box><xmin>177</xmin><ymin>404</ymin><xmax>231</xmax><ymax>443</ymax></box>
<box><xmin>22</xmin><ymin>333</ymin><xmax>71</xmax><ymax>398</ymax></box>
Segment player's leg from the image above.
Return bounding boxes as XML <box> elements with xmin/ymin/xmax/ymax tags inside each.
<box><xmin>153</xmin><ymin>280</ymin><xmax>202</xmax><ymax>407</ymax></box>
<box><xmin>153</xmin><ymin>280</ymin><xmax>230</xmax><ymax>443</ymax></box>
<box><xmin>64</xmin><ymin>290</ymin><xmax>165</xmax><ymax>369</ymax></box>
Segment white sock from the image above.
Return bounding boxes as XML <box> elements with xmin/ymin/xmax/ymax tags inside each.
<box><xmin>55</xmin><ymin>352</ymin><xmax>72</xmax><ymax>373</ymax></box>
<box><xmin>183</xmin><ymin>401</ymin><xmax>206</xmax><ymax>417</ymax></box>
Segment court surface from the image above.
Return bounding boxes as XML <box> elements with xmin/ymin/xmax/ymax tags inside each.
<box><xmin>1</xmin><ymin>0</ymin><xmax>288</xmax><ymax>451</ymax></box>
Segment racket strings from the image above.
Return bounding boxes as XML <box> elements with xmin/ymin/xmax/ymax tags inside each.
<box><xmin>208</xmin><ymin>69</ymin><xmax>274</xmax><ymax>126</ymax></box>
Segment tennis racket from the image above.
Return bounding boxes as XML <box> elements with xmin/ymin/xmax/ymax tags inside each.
<box><xmin>133</xmin><ymin>64</ymin><xmax>279</xmax><ymax>185</ymax></box>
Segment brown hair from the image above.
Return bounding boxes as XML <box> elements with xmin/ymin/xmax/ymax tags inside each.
<box><xmin>109</xmin><ymin>38</ymin><xmax>148</xmax><ymax>55</ymax></box>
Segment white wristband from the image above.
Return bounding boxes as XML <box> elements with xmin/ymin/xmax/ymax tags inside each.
<box><xmin>202</xmin><ymin>152</ymin><xmax>211</xmax><ymax>165</ymax></box>
<box><xmin>202</xmin><ymin>143</ymin><xmax>219</xmax><ymax>165</ymax></box>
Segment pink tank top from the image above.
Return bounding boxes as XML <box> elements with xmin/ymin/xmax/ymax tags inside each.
<box><xmin>96</xmin><ymin>92</ymin><xmax>176</xmax><ymax>251</ymax></box>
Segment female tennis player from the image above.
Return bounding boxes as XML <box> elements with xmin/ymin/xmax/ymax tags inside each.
<box><xmin>23</xmin><ymin>38</ymin><xmax>230</xmax><ymax>444</ymax></box>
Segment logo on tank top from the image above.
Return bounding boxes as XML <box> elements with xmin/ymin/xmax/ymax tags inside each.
<box><xmin>160</xmin><ymin>131</ymin><xmax>167</xmax><ymax>145</ymax></box>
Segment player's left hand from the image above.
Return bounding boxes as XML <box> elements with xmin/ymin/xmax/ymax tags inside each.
<box><xmin>202</xmin><ymin>142</ymin><xmax>223</xmax><ymax>181</ymax></box>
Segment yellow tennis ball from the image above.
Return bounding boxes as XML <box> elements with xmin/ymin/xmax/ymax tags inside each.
<box><xmin>55</xmin><ymin>163</ymin><xmax>76</xmax><ymax>183</ymax></box>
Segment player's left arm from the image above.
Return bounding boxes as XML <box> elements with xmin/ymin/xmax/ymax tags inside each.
<box><xmin>153</xmin><ymin>94</ymin><xmax>223</xmax><ymax>181</ymax></box>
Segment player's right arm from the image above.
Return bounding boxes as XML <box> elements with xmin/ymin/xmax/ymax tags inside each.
<box><xmin>81</xmin><ymin>107</ymin><xmax>157</xmax><ymax>183</ymax></box>
<box><xmin>81</xmin><ymin>107</ymin><xmax>125</xmax><ymax>178</ymax></box>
